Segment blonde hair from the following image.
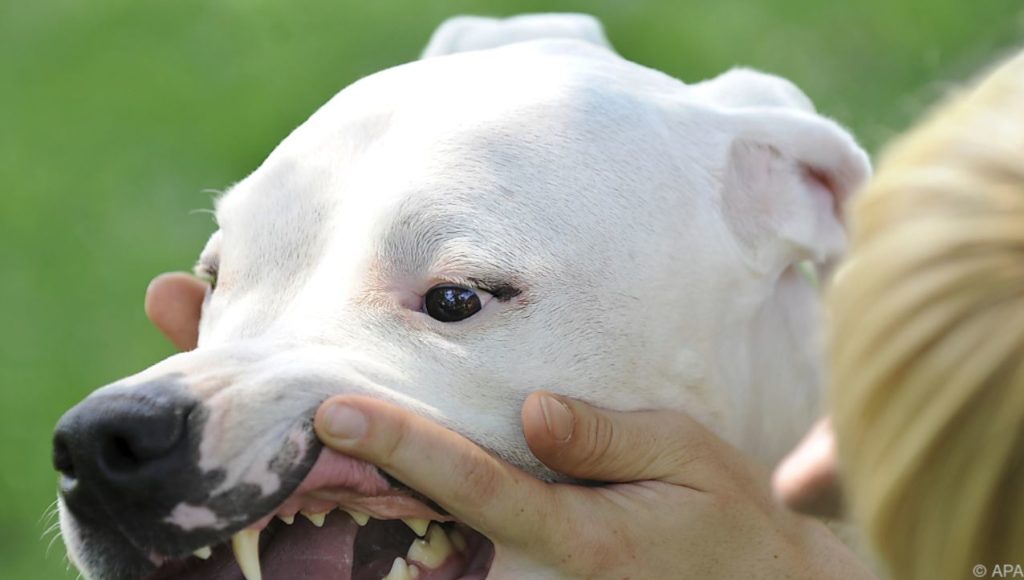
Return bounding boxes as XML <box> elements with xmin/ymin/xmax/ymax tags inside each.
<box><xmin>829</xmin><ymin>52</ymin><xmax>1024</xmax><ymax>579</ymax></box>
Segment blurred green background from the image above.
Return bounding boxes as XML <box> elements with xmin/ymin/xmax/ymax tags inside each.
<box><xmin>1</xmin><ymin>0</ymin><xmax>1021</xmax><ymax>578</ymax></box>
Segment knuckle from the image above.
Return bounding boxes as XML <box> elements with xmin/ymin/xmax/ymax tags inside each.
<box><xmin>663</xmin><ymin>437</ymin><xmax>706</xmax><ymax>473</ymax></box>
<box><xmin>574</xmin><ymin>412</ymin><xmax>617</xmax><ymax>470</ymax></box>
<box><xmin>451</xmin><ymin>448</ymin><xmax>506</xmax><ymax>507</ymax></box>
<box><xmin>371</xmin><ymin>413</ymin><xmax>410</xmax><ymax>468</ymax></box>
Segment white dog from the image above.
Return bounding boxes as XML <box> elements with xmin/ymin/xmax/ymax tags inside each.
<box><xmin>53</xmin><ymin>13</ymin><xmax>868</xmax><ymax>580</ymax></box>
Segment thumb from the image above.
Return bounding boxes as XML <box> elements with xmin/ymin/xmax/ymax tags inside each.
<box><xmin>522</xmin><ymin>391</ymin><xmax>744</xmax><ymax>489</ymax></box>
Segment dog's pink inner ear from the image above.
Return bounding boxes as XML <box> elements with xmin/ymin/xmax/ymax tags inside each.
<box><xmin>718</xmin><ymin>110</ymin><xmax>870</xmax><ymax>270</ymax></box>
<box><xmin>803</xmin><ymin>165</ymin><xmax>841</xmax><ymax>218</ymax></box>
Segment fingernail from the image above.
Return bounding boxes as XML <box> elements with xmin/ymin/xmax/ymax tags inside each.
<box><xmin>321</xmin><ymin>403</ymin><xmax>367</xmax><ymax>443</ymax></box>
<box><xmin>539</xmin><ymin>394</ymin><xmax>574</xmax><ymax>442</ymax></box>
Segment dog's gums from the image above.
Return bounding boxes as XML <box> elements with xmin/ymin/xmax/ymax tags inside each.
<box><xmin>144</xmin><ymin>448</ymin><xmax>493</xmax><ymax>580</ymax></box>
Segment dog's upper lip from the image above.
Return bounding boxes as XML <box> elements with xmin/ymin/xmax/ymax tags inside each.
<box><xmin>243</xmin><ymin>446</ymin><xmax>453</xmax><ymax>530</ymax></box>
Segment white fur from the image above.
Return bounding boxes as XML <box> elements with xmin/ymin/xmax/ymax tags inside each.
<box><xmin>61</xmin><ymin>14</ymin><xmax>869</xmax><ymax>575</ymax></box>
<box><xmin>422</xmin><ymin>13</ymin><xmax>612</xmax><ymax>58</ymax></box>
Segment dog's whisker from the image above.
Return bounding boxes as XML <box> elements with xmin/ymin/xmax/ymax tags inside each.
<box><xmin>41</xmin><ymin>519</ymin><xmax>61</xmax><ymax>541</ymax></box>
<box><xmin>39</xmin><ymin>514</ymin><xmax>57</xmax><ymax>534</ymax></box>
<box><xmin>200</xmin><ymin>186</ymin><xmax>231</xmax><ymax>208</ymax></box>
<box><xmin>38</xmin><ymin>498</ymin><xmax>60</xmax><ymax>526</ymax></box>
<box><xmin>188</xmin><ymin>207</ymin><xmax>218</xmax><ymax>225</ymax></box>
<box><xmin>45</xmin><ymin>529</ymin><xmax>65</xmax><ymax>558</ymax></box>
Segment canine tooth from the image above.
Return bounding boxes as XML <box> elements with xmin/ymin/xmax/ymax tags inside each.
<box><xmin>382</xmin><ymin>557</ymin><xmax>414</xmax><ymax>580</ymax></box>
<box><xmin>407</xmin><ymin>523</ymin><xmax>453</xmax><ymax>569</ymax></box>
<box><xmin>345</xmin><ymin>509</ymin><xmax>370</xmax><ymax>526</ymax></box>
<box><xmin>192</xmin><ymin>546</ymin><xmax>213</xmax><ymax>560</ymax></box>
<box><xmin>302</xmin><ymin>510</ymin><xmax>329</xmax><ymax>527</ymax></box>
<box><xmin>278</xmin><ymin>514</ymin><xmax>295</xmax><ymax>525</ymax></box>
<box><xmin>402</xmin><ymin>517</ymin><xmax>430</xmax><ymax>537</ymax></box>
<box><xmin>230</xmin><ymin>529</ymin><xmax>262</xmax><ymax>580</ymax></box>
<box><xmin>449</xmin><ymin>528</ymin><xmax>468</xmax><ymax>553</ymax></box>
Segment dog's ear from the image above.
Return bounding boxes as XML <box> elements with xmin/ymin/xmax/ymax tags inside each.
<box><xmin>691</xmin><ymin>68</ymin><xmax>817</xmax><ymax>113</ymax></box>
<box><xmin>421</xmin><ymin>13</ymin><xmax>613</xmax><ymax>58</ymax></box>
<box><xmin>713</xmin><ymin>105</ymin><xmax>870</xmax><ymax>274</ymax></box>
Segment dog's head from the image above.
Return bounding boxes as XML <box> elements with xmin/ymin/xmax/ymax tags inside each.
<box><xmin>53</xmin><ymin>15</ymin><xmax>868</xmax><ymax>580</ymax></box>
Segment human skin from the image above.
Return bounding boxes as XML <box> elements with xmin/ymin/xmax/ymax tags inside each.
<box><xmin>773</xmin><ymin>418</ymin><xmax>843</xmax><ymax>518</ymax></box>
<box><xmin>144</xmin><ymin>272</ymin><xmax>869</xmax><ymax>578</ymax></box>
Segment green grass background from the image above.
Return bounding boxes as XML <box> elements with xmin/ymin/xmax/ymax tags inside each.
<box><xmin>1</xmin><ymin>1</ymin><xmax>1021</xmax><ymax>578</ymax></box>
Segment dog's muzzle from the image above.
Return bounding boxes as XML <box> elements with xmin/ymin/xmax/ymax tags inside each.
<box><xmin>53</xmin><ymin>378</ymin><xmax>494</xmax><ymax>580</ymax></box>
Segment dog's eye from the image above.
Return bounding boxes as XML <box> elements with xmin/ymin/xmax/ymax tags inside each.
<box><xmin>195</xmin><ymin>265</ymin><xmax>218</xmax><ymax>292</ymax></box>
<box><xmin>424</xmin><ymin>285</ymin><xmax>482</xmax><ymax>322</ymax></box>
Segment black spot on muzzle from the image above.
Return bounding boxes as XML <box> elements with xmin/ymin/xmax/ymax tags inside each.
<box><xmin>53</xmin><ymin>375</ymin><xmax>322</xmax><ymax>574</ymax></box>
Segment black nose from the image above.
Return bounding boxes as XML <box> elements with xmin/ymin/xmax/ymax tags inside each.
<box><xmin>53</xmin><ymin>380</ymin><xmax>198</xmax><ymax>522</ymax></box>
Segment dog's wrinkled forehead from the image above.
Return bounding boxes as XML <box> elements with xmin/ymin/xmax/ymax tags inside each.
<box><xmin>201</xmin><ymin>41</ymin><xmax>703</xmax><ymax>342</ymax></box>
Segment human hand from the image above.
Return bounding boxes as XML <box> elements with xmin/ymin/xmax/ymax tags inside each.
<box><xmin>145</xmin><ymin>272</ymin><xmax>207</xmax><ymax>350</ymax></box>
<box><xmin>313</xmin><ymin>393</ymin><xmax>870</xmax><ymax>579</ymax></box>
<box><xmin>146</xmin><ymin>272</ymin><xmax>869</xmax><ymax>579</ymax></box>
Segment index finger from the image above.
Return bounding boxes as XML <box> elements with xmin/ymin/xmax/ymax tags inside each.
<box><xmin>314</xmin><ymin>396</ymin><xmax>563</xmax><ymax>547</ymax></box>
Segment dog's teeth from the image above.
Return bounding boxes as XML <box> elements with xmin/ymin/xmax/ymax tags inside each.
<box><xmin>302</xmin><ymin>510</ymin><xmax>329</xmax><ymax>527</ymax></box>
<box><xmin>382</xmin><ymin>557</ymin><xmax>417</xmax><ymax>580</ymax></box>
<box><xmin>192</xmin><ymin>546</ymin><xmax>213</xmax><ymax>560</ymax></box>
<box><xmin>278</xmin><ymin>514</ymin><xmax>295</xmax><ymax>525</ymax></box>
<box><xmin>449</xmin><ymin>528</ymin><xmax>468</xmax><ymax>553</ymax></box>
<box><xmin>402</xmin><ymin>517</ymin><xmax>430</xmax><ymax>537</ymax></box>
<box><xmin>407</xmin><ymin>523</ymin><xmax>453</xmax><ymax>569</ymax></box>
<box><xmin>230</xmin><ymin>529</ymin><xmax>262</xmax><ymax>580</ymax></box>
<box><xmin>344</xmin><ymin>509</ymin><xmax>370</xmax><ymax>526</ymax></box>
